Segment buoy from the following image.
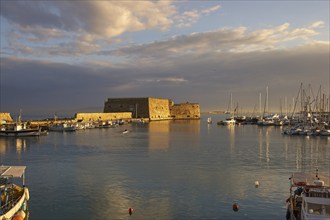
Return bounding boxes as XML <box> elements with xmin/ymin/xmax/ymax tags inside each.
<box><xmin>12</xmin><ymin>210</ymin><xmax>26</xmax><ymax>220</ymax></box>
<box><xmin>128</xmin><ymin>207</ymin><xmax>133</xmax><ymax>216</ymax></box>
<box><xmin>232</xmin><ymin>203</ymin><xmax>239</xmax><ymax>212</ymax></box>
<box><xmin>255</xmin><ymin>181</ymin><xmax>259</xmax><ymax>188</ymax></box>
<box><xmin>11</xmin><ymin>215</ymin><xmax>24</xmax><ymax>220</ymax></box>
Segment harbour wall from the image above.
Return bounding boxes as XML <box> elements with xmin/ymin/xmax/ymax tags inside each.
<box><xmin>0</xmin><ymin>113</ymin><xmax>13</xmax><ymax>122</ymax></box>
<box><xmin>74</xmin><ymin>112</ymin><xmax>132</xmax><ymax>122</ymax></box>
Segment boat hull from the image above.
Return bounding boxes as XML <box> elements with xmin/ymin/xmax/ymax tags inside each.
<box><xmin>0</xmin><ymin>187</ymin><xmax>28</xmax><ymax>219</ymax></box>
<box><xmin>0</xmin><ymin>129</ymin><xmax>40</xmax><ymax>137</ymax></box>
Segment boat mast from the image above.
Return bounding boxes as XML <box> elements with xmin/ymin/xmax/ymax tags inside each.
<box><xmin>18</xmin><ymin>109</ymin><xmax>22</xmax><ymax>123</ymax></box>
<box><xmin>266</xmin><ymin>86</ymin><xmax>269</xmax><ymax>116</ymax></box>
<box><xmin>259</xmin><ymin>93</ymin><xmax>262</xmax><ymax>116</ymax></box>
<box><xmin>230</xmin><ymin>93</ymin><xmax>233</xmax><ymax>116</ymax></box>
<box><xmin>285</xmin><ymin>96</ymin><xmax>288</xmax><ymax>116</ymax></box>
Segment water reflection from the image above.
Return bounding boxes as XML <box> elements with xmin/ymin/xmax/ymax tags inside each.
<box><xmin>0</xmin><ymin>137</ymin><xmax>40</xmax><ymax>155</ymax></box>
<box><xmin>227</xmin><ymin>125</ymin><xmax>235</xmax><ymax>153</ymax></box>
<box><xmin>148</xmin><ymin>121</ymin><xmax>171</xmax><ymax>150</ymax></box>
<box><xmin>257</xmin><ymin>127</ymin><xmax>272</xmax><ymax>165</ymax></box>
<box><xmin>148</xmin><ymin>120</ymin><xmax>200</xmax><ymax>151</ymax></box>
<box><xmin>282</xmin><ymin>135</ymin><xmax>329</xmax><ymax>172</ymax></box>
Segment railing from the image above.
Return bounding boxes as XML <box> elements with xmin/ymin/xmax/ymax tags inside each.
<box><xmin>304</xmin><ymin>188</ymin><xmax>330</xmax><ymax>198</ymax></box>
<box><xmin>0</xmin><ymin>193</ymin><xmax>23</xmax><ymax>215</ymax></box>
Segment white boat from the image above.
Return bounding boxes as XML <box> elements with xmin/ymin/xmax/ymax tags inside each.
<box><xmin>320</xmin><ymin>129</ymin><xmax>330</xmax><ymax>136</ymax></box>
<box><xmin>217</xmin><ymin>117</ymin><xmax>236</xmax><ymax>125</ymax></box>
<box><xmin>0</xmin><ymin>166</ymin><xmax>30</xmax><ymax>219</ymax></box>
<box><xmin>0</xmin><ymin>123</ymin><xmax>41</xmax><ymax>137</ymax></box>
<box><xmin>218</xmin><ymin>93</ymin><xmax>236</xmax><ymax>125</ymax></box>
<box><xmin>207</xmin><ymin>117</ymin><xmax>212</xmax><ymax>124</ymax></box>
<box><xmin>286</xmin><ymin>172</ymin><xmax>330</xmax><ymax>220</ymax></box>
<box><xmin>49</xmin><ymin>123</ymin><xmax>76</xmax><ymax>132</ymax></box>
<box><xmin>131</xmin><ymin>119</ymin><xmax>146</xmax><ymax>124</ymax></box>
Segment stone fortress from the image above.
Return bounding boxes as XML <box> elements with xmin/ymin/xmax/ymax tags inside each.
<box><xmin>103</xmin><ymin>97</ymin><xmax>200</xmax><ymax>121</ymax></box>
<box><xmin>0</xmin><ymin>97</ymin><xmax>200</xmax><ymax>123</ymax></box>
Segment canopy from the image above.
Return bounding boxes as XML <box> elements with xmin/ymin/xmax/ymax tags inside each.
<box><xmin>291</xmin><ymin>172</ymin><xmax>329</xmax><ymax>187</ymax></box>
<box><xmin>0</xmin><ymin>166</ymin><xmax>26</xmax><ymax>178</ymax></box>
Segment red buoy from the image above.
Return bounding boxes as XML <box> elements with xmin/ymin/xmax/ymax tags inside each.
<box><xmin>232</xmin><ymin>203</ymin><xmax>239</xmax><ymax>212</ymax></box>
<box><xmin>128</xmin><ymin>207</ymin><xmax>133</xmax><ymax>216</ymax></box>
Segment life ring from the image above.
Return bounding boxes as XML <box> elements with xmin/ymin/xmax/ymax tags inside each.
<box><xmin>24</xmin><ymin>187</ymin><xmax>30</xmax><ymax>201</ymax></box>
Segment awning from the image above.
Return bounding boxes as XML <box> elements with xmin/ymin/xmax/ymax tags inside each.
<box><xmin>291</xmin><ymin>173</ymin><xmax>329</xmax><ymax>186</ymax></box>
<box><xmin>0</xmin><ymin>166</ymin><xmax>26</xmax><ymax>178</ymax></box>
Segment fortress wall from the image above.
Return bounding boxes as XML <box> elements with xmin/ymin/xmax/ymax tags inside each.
<box><xmin>148</xmin><ymin>97</ymin><xmax>172</xmax><ymax>120</ymax></box>
<box><xmin>75</xmin><ymin>112</ymin><xmax>132</xmax><ymax>122</ymax></box>
<box><xmin>170</xmin><ymin>103</ymin><xmax>200</xmax><ymax>119</ymax></box>
<box><xmin>0</xmin><ymin>113</ymin><xmax>13</xmax><ymax>122</ymax></box>
<box><xmin>104</xmin><ymin>98</ymin><xmax>150</xmax><ymax>118</ymax></box>
<box><xmin>104</xmin><ymin>97</ymin><xmax>200</xmax><ymax>120</ymax></box>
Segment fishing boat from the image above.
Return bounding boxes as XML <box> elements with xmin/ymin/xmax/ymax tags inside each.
<box><xmin>0</xmin><ymin>123</ymin><xmax>41</xmax><ymax>137</ymax></box>
<box><xmin>0</xmin><ymin>166</ymin><xmax>29</xmax><ymax>220</ymax></box>
<box><xmin>286</xmin><ymin>171</ymin><xmax>330</xmax><ymax>220</ymax></box>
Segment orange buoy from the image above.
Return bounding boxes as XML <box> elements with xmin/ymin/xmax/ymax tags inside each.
<box><xmin>128</xmin><ymin>207</ymin><xmax>133</xmax><ymax>216</ymax></box>
<box><xmin>232</xmin><ymin>203</ymin><xmax>240</xmax><ymax>212</ymax></box>
<box><xmin>12</xmin><ymin>215</ymin><xmax>24</xmax><ymax>220</ymax></box>
<box><xmin>12</xmin><ymin>210</ymin><xmax>26</xmax><ymax>220</ymax></box>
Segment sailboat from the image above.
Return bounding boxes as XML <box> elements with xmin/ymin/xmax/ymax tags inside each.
<box><xmin>218</xmin><ymin>93</ymin><xmax>236</xmax><ymax>125</ymax></box>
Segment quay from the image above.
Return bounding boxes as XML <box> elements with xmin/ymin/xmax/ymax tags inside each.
<box><xmin>0</xmin><ymin>96</ymin><xmax>201</xmax><ymax>127</ymax></box>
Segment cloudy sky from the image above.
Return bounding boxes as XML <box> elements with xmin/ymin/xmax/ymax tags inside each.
<box><xmin>1</xmin><ymin>1</ymin><xmax>329</xmax><ymax>118</ymax></box>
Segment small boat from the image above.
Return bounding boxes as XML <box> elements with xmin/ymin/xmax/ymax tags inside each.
<box><xmin>98</xmin><ymin>121</ymin><xmax>118</xmax><ymax>128</ymax></box>
<box><xmin>286</xmin><ymin>171</ymin><xmax>330</xmax><ymax>220</ymax></box>
<box><xmin>0</xmin><ymin>165</ymin><xmax>30</xmax><ymax>219</ymax></box>
<box><xmin>207</xmin><ymin>117</ymin><xmax>212</xmax><ymax>124</ymax></box>
<box><xmin>0</xmin><ymin>123</ymin><xmax>41</xmax><ymax>137</ymax></box>
<box><xmin>49</xmin><ymin>123</ymin><xmax>76</xmax><ymax>132</ymax></box>
<box><xmin>122</xmin><ymin>129</ymin><xmax>129</xmax><ymax>134</ymax></box>
<box><xmin>217</xmin><ymin>117</ymin><xmax>236</xmax><ymax>125</ymax></box>
<box><xmin>131</xmin><ymin>119</ymin><xmax>146</xmax><ymax>124</ymax></box>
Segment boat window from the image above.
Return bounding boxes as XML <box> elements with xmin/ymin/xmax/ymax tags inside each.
<box><xmin>307</xmin><ymin>203</ymin><xmax>324</xmax><ymax>215</ymax></box>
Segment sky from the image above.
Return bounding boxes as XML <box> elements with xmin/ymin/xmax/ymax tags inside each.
<box><xmin>0</xmin><ymin>1</ymin><xmax>329</xmax><ymax>118</ymax></box>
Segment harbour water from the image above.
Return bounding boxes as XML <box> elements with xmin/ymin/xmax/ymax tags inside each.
<box><xmin>0</xmin><ymin>114</ymin><xmax>329</xmax><ymax>219</ymax></box>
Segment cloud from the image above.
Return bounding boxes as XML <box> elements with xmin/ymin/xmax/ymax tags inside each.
<box><xmin>1</xmin><ymin>40</ymin><xmax>328</xmax><ymax>115</ymax></box>
<box><xmin>103</xmin><ymin>22</ymin><xmax>324</xmax><ymax>60</ymax></box>
<box><xmin>174</xmin><ymin>4</ymin><xmax>221</xmax><ymax>28</ymax></box>
<box><xmin>202</xmin><ymin>5</ymin><xmax>221</xmax><ymax>14</ymax></box>
<box><xmin>1</xmin><ymin>1</ymin><xmax>176</xmax><ymax>38</ymax></box>
<box><xmin>137</xmin><ymin>77</ymin><xmax>188</xmax><ymax>84</ymax></box>
<box><xmin>308</xmin><ymin>21</ymin><xmax>324</xmax><ymax>29</ymax></box>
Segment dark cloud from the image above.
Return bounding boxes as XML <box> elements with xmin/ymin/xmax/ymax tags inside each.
<box><xmin>1</xmin><ymin>1</ymin><xmax>63</xmax><ymax>29</ymax></box>
<box><xmin>1</xmin><ymin>40</ymin><xmax>328</xmax><ymax>117</ymax></box>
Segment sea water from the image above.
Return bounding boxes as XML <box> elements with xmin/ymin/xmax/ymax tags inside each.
<box><xmin>0</xmin><ymin>114</ymin><xmax>329</xmax><ymax>219</ymax></box>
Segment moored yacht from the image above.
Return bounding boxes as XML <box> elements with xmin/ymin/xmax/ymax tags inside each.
<box><xmin>217</xmin><ymin>117</ymin><xmax>236</xmax><ymax>125</ymax></box>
